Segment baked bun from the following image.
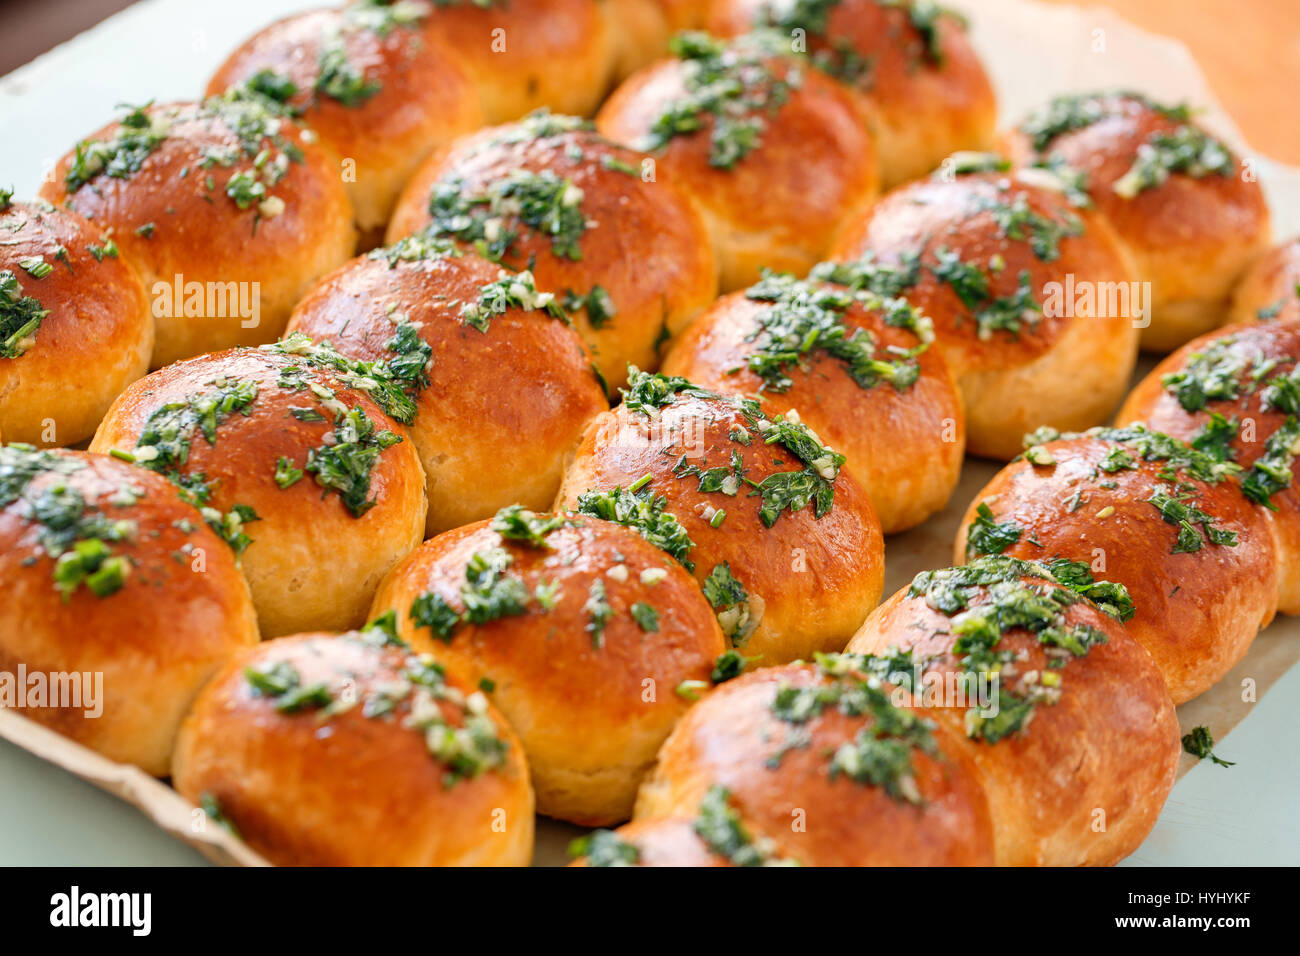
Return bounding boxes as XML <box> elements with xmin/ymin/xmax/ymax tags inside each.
<box><xmin>555</xmin><ymin>369</ymin><xmax>885</xmax><ymax>664</ymax></box>
<box><xmin>829</xmin><ymin>162</ymin><xmax>1139</xmax><ymax>459</ymax></box>
<box><xmin>207</xmin><ymin>3</ymin><xmax>483</xmax><ymax>243</ymax></box>
<box><xmin>89</xmin><ymin>338</ymin><xmax>426</xmax><ymax>637</ymax></box>
<box><xmin>0</xmin><ymin>446</ymin><xmax>258</xmax><ymax>775</ymax></box>
<box><xmin>385</xmin><ymin>112</ymin><xmax>718</xmax><ymax>390</ymax></box>
<box><xmin>708</xmin><ymin>0</ymin><xmax>997</xmax><ymax>187</ymax></box>
<box><xmin>604</xmin><ymin>0</ymin><xmax>704</xmax><ymax>82</ymax></box>
<box><xmin>568</xmin><ymin>814</ymin><xmax>737</xmax><ymax>867</ymax></box>
<box><xmin>38</xmin><ymin>96</ymin><xmax>356</xmax><ymax>367</ymax></box>
<box><xmin>847</xmin><ymin>556</ymin><xmax>1179</xmax><ymax>865</ymax></box>
<box><xmin>286</xmin><ymin>239</ymin><xmax>607</xmax><ymax>535</ymax></box>
<box><xmin>661</xmin><ymin>267</ymin><xmax>964</xmax><ymax>532</ymax></box>
<box><xmin>1117</xmin><ymin>320</ymin><xmax>1300</xmax><ymax>614</ymax></box>
<box><xmin>1227</xmin><ymin>237</ymin><xmax>1300</xmax><ymax>326</ymax></box>
<box><xmin>410</xmin><ymin>0</ymin><xmax>615</xmax><ymax>123</ymax></box>
<box><xmin>597</xmin><ymin>31</ymin><xmax>880</xmax><ymax>291</ymax></box>
<box><xmin>634</xmin><ymin>659</ymin><xmax>997</xmax><ymax>865</ymax></box>
<box><xmin>956</xmin><ymin>425</ymin><xmax>1277</xmax><ymax>703</ymax></box>
<box><xmin>172</xmin><ymin>624</ymin><xmax>533</xmax><ymax>866</ymax></box>
<box><xmin>1005</xmin><ymin>91</ymin><xmax>1270</xmax><ymax>351</ymax></box>
<box><xmin>369</xmin><ymin>506</ymin><xmax>727</xmax><ymax>824</ymax></box>
<box><xmin>0</xmin><ymin>197</ymin><xmax>152</xmax><ymax>446</ymax></box>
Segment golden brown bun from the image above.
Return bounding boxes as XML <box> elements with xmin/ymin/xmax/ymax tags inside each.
<box><xmin>369</xmin><ymin>513</ymin><xmax>727</xmax><ymax>825</ymax></box>
<box><xmin>597</xmin><ymin>35</ymin><xmax>880</xmax><ymax>291</ymax></box>
<box><xmin>568</xmin><ymin>816</ymin><xmax>735</xmax><ymax>867</ymax></box>
<box><xmin>286</xmin><ymin>247</ymin><xmax>607</xmax><ymax>535</ymax></box>
<box><xmin>662</xmin><ymin>285</ymin><xmax>964</xmax><ymax>532</ymax></box>
<box><xmin>1005</xmin><ymin>92</ymin><xmax>1270</xmax><ymax>351</ymax></box>
<box><xmin>635</xmin><ymin>663</ymin><xmax>997</xmax><ymax>865</ymax></box>
<box><xmin>555</xmin><ymin>382</ymin><xmax>885</xmax><ymax>664</ymax></box>
<box><xmin>172</xmin><ymin>631</ymin><xmax>534</xmax><ymax>865</ymax></box>
<box><xmin>1117</xmin><ymin>321</ymin><xmax>1300</xmax><ymax>614</ymax></box>
<box><xmin>0</xmin><ymin>448</ymin><xmax>258</xmax><ymax>775</ymax></box>
<box><xmin>385</xmin><ymin>117</ymin><xmax>718</xmax><ymax>390</ymax></box>
<box><xmin>413</xmin><ymin>0</ymin><xmax>616</xmax><ymax>123</ymax></box>
<box><xmin>206</xmin><ymin>4</ymin><xmax>484</xmax><ymax>237</ymax></box>
<box><xmin>955</xmin><ymin>429</ymin><xmax>1277</xmax><ymax>703</ymax></box>
<box><xmin>847</xmin><ymin>563</ymin><xmax>1180</xmax><ymax>865</ymax></box>
<box><xmin>830</xmin><ymin>169</ymin><xmax>1140</xmax><ymax>459</ymax></box>
<box><xmin>1227</xmin><ymin>238</ymin><xmax>1300</xmax><ymax>326</ymax></box>
<box><xmin>708</xmin><ymin>0</ymin><xmax>997</xmax><ymax>187</ymax></box>
<box><xmin>0</xmin><ymin>200</ymin><xmax>152</xmax><ymax>446</ymax></box>
<box><xmin>603</xmin><ymin>0</ymin><xmax>705</xmax><ymax>82</ymax></box>
<box><xmin>89</xmin><ymin>345</ymin><xmax>427</xmax><ymax>637</ymax></box>
<box><xmin>39</xmin><ymin>99</ymin><xmax>356</xmax><ymax>367</ymax></box>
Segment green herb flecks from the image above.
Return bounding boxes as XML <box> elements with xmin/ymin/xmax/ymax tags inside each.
<box><xmin>0</xmin><ymin>270</ymin><xmax>50</xmax><ymax>358</ymax></box>
<box><xmin>428</xmin><ymin>169</ymin><xmax>590</xmax><ymax>262</ymax></box>
<box><xmin>693</xmin><ymin>785</ymin><xmax>798</xmax><ymax>865</ymax></box>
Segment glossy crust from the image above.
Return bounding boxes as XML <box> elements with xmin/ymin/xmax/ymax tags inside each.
<box><xmin>1226</xmin><ymin>237</ymin><xmax>1300</xmax><ymax>326</ymax></box>
<box><xmin>1005</xmin><ymin>92</ymin><xmax>1270</xmax><ymax>351</ymax></box>
<box><xmin>1117</xmin><ymin>320</ymin><xmax>1300</xmax><ymax>613</ymax></box>
<box><xmin>207</xmin><ymin>4</ymin><xmax>484</xmax><ymax>236</ymax></box>
<box><xmin>955</xmin><ymin>435</ymin><xmax>1277</xmax><ymax>702</ymax></box>
<box><xmin>89</xmin><ymin>347</ymin><xmax>427</xmax><ymax>637</ymax></box>
<box><xmin>0</xmin><ymin>450</ymin><xmax>258</xmax><ymax>775</ymax></box>
<box><xmin>568</xmin><ymin>816</ymin><xmax>733</xmax><ymax>867</ymax></box>
<box><xmin>830</xmin><ymin>170</ymin><xmax>1140</xmax><ymax>459</ymax></box>
<box><xmin>415</xmin><ymin>0</ymin><xmax>616</xmax><ymax>122</ymax></box>
<box><xmin>0</xmin><ymin>201</ymin><xmax>152</xmax><ymax>446</ymax></box>
<box><xmin>172</xmin><ymin>633</ymin><xmax>534</xmax><ymax>866</ymax></box>
<box><xmin>634</xmin><ymin>664</ymin><xmax>997</xmax><ymax>865</ymax></box>
<box><xmin>369</xmin><ymin>516</ymin><xmax>727</xmax><ymax>825</ymax></box>
<box><xmin>662</xmin><ymin>287</ymin><xmax>965</xmax><ymax>532</ymax></box>
<box><xmin>603</xmin><ymin>0</ymin><xmax>705</xmax><ymax>82</ymax></box>
<box><xmin>39</xmin><ymin>100</ymin><xmax>356</xmax><ymax>367</ymax></box>
<box><xmin>848</xmin><ymin>574</ymin><xmax>1180</xmax><ymax>865</ymax></box>
<box><xmin>385</xmin><ymin>120</ymin><xmax>718</xmax><ymax>389</ymax></box>
<box><xmin>597</xmin><ymin>42</ymin><xmax>880</xmax><ymax>291</ymax></box>
<box><xmin>708</xmin><ymin>0</ymin><xmax>998</xmax><ymax>187</ymax></box>
<box><xmin>286</xmin><ymin>250</ymin><xmax>607</xmax><ymax>535</ymax></box>
<box><xmin>555</xmin><ymin>390</ymin><xmax>885</xmax><ymax>664</ymax></box>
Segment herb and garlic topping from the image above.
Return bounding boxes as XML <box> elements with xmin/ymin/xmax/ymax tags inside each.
<box><xmin>0</xmin><ymin>270</ymin><xmax>49</xmax><ymax>359</ymax></box>
<box><xmin>691</xmin><ymin>785</ymin><xmax>798</xmax><ymax>866</ymax></box>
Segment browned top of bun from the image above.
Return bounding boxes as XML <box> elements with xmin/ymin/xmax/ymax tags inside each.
<box><xmin>173</xmin><ymin>630</ymin><xmax>530</xmax><ymax>866</ymax></box>
<box><xmin>596</xmin><ymin>35</ymin><xmax>878</xmax><ymax>236</ymax></box>
<box><xmin>386</xmin><ymin>115</ymin><xmax>716</xmax><ymax>336</ymax></box>
<box><xmin>90</xmin><ymin>342</ymin><xmax>423</xmax><ymax>533</ymax></box>
<box><xmin>1006</xmin><ymin>91</ymin><xmax>1267</xmax><ymax>253</ymax></box>
<box><xmin>287</xmin><ymin>244</ymin><xmax>607</xmax><ymax>449</ymax></box>
<box><xmin>0</xmin><ymin>200</ymin><xmax>147</xmax><ymax>368</ymax></box>
<box><xmin>374</xmin><ymin>512</ymin><xmax>725</xmax><ymax>727</ymax></box>
<box><xmin>829</xmin><ymin>170</ymin><xmax>1134</xmax><ymax>372</ymax></box>
<box><xmin>709</xmin><ymin>0</ymin><xmax>993</xmax><ymax>122</ymax></box>
<box><xmin>0</xmin><ymin>448</ymin><xmax>255</xmax><ymax>687</ymax></box>
<box><xmin>38</xmin><ymin>98</ymin><xmax>351</xmax><ymax>281</ymax></box>
<box><xmin>1235</xmin><ymin>238</ymin><xmax>1300</xmax><ymax>323</ymax></box>
<box><xmin>642</xmin><ymin>662</ymin><xmax>997</xmax><ymax>865</ymax></box>
<box><xmin>419</xmin><ymin>0</ymin><xmax>607</xmax><ymax>71</ymax></box>
<box><xmin>205</xmin><ymin>4</ymin><xmax>481</xmax><ymax>166</ymax></box>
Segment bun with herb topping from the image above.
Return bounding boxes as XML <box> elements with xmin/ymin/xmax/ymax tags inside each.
<box><xmin>847</xmin><ymin>556</ymin><xmax>1179</xmax><ymax>865</ymax></box>
<box><xmin>596</xmin><ymin>31</ymin><xmax>880</xmax><ymax>291</ymax></box>
<box><xmin>707</xmin><ymin>0</ymin><xmax>998</xmax><ymax>188</ymax></box>
<box><xmin>286</xmin><ymin>240</ymin><xmax>607</xmax><ymax>535</ymax></box>
<box><xmin>385</xmin><ymin>112</ymin><xmax>718</xmax><ymax>391</ymax></box>
<box><xmin>1226</xmin><ymin>237</ymin><xmax>1300</xmax><ymax>327</ymax></box>
<box><xmin>568</xmin><ymin>814</ymin><xmax>739</xmax><ymax>867</ymax></box>
<box><xmin>369</xmin><ymin>507</ymin><xmax>727</xmax><ymax>824</ymax></box>
<box><xmin>954</xmin><ymin>425</ymin><xmax>1277</xmax><ymax>702</ymax></box>
<box><xmin>633</xmin><ymin>660</ymin><xmax>997</xmax><ymax>865</ymax></box>
<box><xmin>661</xmin><ymin>268</ymin><xmax>964</xmax><ymax>533</ymax></box>
<box><xmin>0</xmin><ymin>446</ymin><xmax>258</xmax><ymax>775</ymax></box>
<box><xmin>829</xmin><ymin>164</ymin><xmax>1139</xmax><ymax>460</ymax></box>
<box><xmin>206</xmin><ymin>2</ymin><xmax>483</xmax><ymax>242</ymax></box>
<box><xmin>39</xmin><ymin>97</ymin><xmax>356</xmax><ymax>368</ymax></box>
<box><xmin>172</xmin><ymin>626</ymin><xmax>534</xmax><ymax>866</ymax></box>
<box><xmin>554</xmin><ymin>370</ymin><xmax>886</xmax><ymax>665</ymax></box>
<box><xmin>0</xmin><ymin>198</ymin><xmax>152</xmax><ymax>446</ymax></box>
<box><xmin>89</xmin><ymin>339</ymin><xmax>426</xmax><ymax>637</ymax></box>
<box><xmin>1117</xmin><ymin>320</ymin><xmax>1300</xmax><ymax>614</ymax></box>
<box><xmin>1005</xmin><ymin>91</ymin><xmax>1270</xmax><ymax>351</ymax></box>
<box><xmin>412</xmin><ymin>0</ymin><xmax>616</xmax><ymax>123</ymax></box>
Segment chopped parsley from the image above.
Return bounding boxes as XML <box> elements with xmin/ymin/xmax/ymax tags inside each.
<box><xmin>490</xmin><ymin>504</ymin><xmax>565</xmax><ymax>548</ymax></box>
<box><xmin>0</xmin><ymin>270</ymin><xmax>50</xmax><ymax>358</ymax></box>
<box><xmin>965</xmin><ymin>501</ymin><xmax>1022</xmax><ymax>558</ymax></box>
<box><xmin>693</xmin><ymin>785</ymin><xmax>798</xmax><ymax>865</ymax></box>
<box><xmin>574</xmin><ymin>484</ymin><xmax>696</xmax><ymax>570</ymax></box>
<box><xmin>703</xmin><ymin>562</ymin><xmax>757</xmax><ymax>647</ymax></box>
<box><xmin>584</xmin><ymin>579</ymin><xmax>614</xmax><ymax>648</ymax></box>
<box><xmin>64</xmin><ymin>102</ymin><xmax>170</xmax><ymax>192</ymax></box>
<box><xmin>1114</xmin><ymin>125</ymin><xmax>1234</xmax><ymax>199</ymax></box>
<box><xmin>460</xmin><ymin>270</ymin><xmax>564</xmax><ymax>332</ymax></box>
<box><xmin>428</xmin><ymin>169</ymin><xmax>590</xmax><ymax>262</ymax></box>
<box><xmin>1181</xmin><ymin>725</ymin><xmax>1234</xmax><ymax>768</ymax></box>
<box><xmin>629</xmin><ymin>601</ymin><xmax>660</xmax><ymax>632</ymax></box>
<box><xmin>569</xmin><ymin>830</ymin><xmax>640</xmax><ymax>866</ymax></box>
<box><xmin>1241</xmin><ymin>417</ymin><xmax>1300</xmax><ymax>509</ymax></box>
<box><xmin>1146</xmin><ymin>485</ymin><xmax>1238</xmax><ymax>553</ymax></box>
